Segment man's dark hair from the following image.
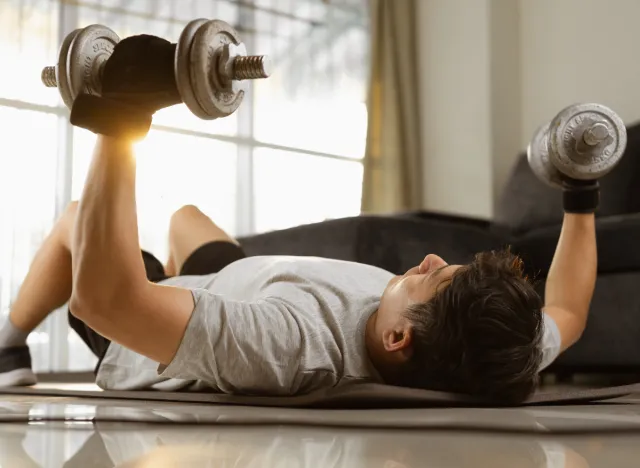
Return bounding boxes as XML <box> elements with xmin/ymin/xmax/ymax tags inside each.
<box><xmin>395</xmin><ymin>248</ymin><xmax>544</xmax><ymax>405</ymax></box>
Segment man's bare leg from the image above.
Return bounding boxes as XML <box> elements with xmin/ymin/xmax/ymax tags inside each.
<box><xmin>168</xmin><ymin>204</ymin><xmax>239</xmax><ymax>273</ymax></box>
<box><xmin>2</xmin><ymin>203</ymin><xmax>232</xmax><ymax>333</ymax></box>
<box><xmin>0</xmin><ymin>202</ymin><xmax>77</xmax><ymax>385</ymax></box>
<box><xmin>164</xmin><ymin>251</ymin><xmax>177</xmax><ymax>277</ymax></box>
<box><xmin>5</xmin><ymin>202</ymin><xmax>77</xmax><ymax>333</ymax></box>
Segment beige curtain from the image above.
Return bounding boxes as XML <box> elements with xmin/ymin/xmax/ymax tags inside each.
<box><xmin>361</xmin><ymin>0</ymin><xmax>423</xmax><ymax>213</ymax></box>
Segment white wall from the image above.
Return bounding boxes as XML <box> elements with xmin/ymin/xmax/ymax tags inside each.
<box><xmin>417</xmin><ymin>0</ymin><xmax>494</xmax><ymax>219</ymax></box>
<box><xmin>520</xmin><ymin>0</ymin><xmax>640</xmax><ymax>148</ymax></box>
<box><xmin>490</xmin><ymin>0</ymin><xmax>522</xmax><ymax>215</ymax></box>
<box><xmin>416</xmin><ymin>0</ymin><xmax>640</xmax><ymax>219</ymax></box>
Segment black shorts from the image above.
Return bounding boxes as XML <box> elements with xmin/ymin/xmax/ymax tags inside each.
<box><xmin>68</xmin><ymin>241</ymin><xmax>246</xmax><ymax>369</ymax></box>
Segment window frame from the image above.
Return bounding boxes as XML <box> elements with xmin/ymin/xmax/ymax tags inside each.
<box><xmin>0</xmin><ymin>0</ymin><xmax>367</xmax><ymax>372</ymax></box>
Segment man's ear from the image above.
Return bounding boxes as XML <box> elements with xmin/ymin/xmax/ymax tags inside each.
<box><xmin>382</xmin><ymin>323</ymin><xmax>413</xmax><ymax>357</ymax></box>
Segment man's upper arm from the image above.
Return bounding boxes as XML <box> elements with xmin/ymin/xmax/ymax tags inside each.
<box><xmin>542</xmin><ymin>305</ymin><xmax>586</xmax><ymax>353</ymax></box>
<box><xmin>76</xmin><ymin>282</ymin><xmax>195</xmax><ymax>366</ymax></box>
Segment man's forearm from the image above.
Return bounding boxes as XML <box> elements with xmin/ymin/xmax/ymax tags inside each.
<box><xmin>544</xmin><ymin>213</ymin><xmax>597</xmax><ymax>326</ymax></box>
<box><xmin>71</xmin><ymin>136</ymin><xmax>147</xmax><ymax>307</ymax></box>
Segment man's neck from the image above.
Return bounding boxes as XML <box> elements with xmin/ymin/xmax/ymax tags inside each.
<box><xmin>364</xmin><ymin>311</ymin><xmax>389</xmax><ymax>380</ymax></box>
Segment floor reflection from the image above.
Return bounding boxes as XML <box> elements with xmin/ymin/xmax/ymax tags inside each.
<box><xmin>1</xmin><ymin>396</ymin><xmax>640</xmax><ymax>467</ymax></box>
<box><xmin>0</xmin><ymin>421</ymin><xmax>616</xmax><ymax>468</ymax></box>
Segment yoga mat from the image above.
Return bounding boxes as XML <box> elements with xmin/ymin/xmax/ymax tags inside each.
<box><xmin>1</xmin><ymin>382</ymin><xmax>639</xmax><ymax>408</ymax></box>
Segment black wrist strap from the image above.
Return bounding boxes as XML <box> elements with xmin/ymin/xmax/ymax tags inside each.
<box><xmin>562</xmin><ymin>184</ymin><xmax>600</xmax><ymax>214</ymax></box>
<box><xmin>70</xmin><ymin>94</ymin><xmax>152</xmax><ymax>141</ymax></box>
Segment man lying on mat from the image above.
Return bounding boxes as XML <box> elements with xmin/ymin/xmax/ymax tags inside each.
<box><xmin>0</xmin><ymin>36</ymin><xmax>594</xmax><ymax>404</ymax></box>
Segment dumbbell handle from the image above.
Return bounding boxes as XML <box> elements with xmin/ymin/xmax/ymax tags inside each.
<box><xmin>40</xmin><ymin>54</ymin><xmax>271</xmax><ymax>88</ymax></box>
<box><xmin>41</xmin><ymin>66</ymin><xmax>58</xmax><ymax>87</ymax></box>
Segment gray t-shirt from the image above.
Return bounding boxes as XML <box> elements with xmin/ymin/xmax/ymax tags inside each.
<box><xmin>96</xmin><ymin>256</ymin><xmax>561</xmax><ymax>394</ymax></box>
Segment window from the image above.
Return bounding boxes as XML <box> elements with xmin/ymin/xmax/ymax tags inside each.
<box><xmin>0</xmin><ymin>0</ymin><xmax>369</xmax><ymax>372</ymax></box>
<box><xmin>72</xmin><ymin>129</ymin><xmax>238</xmax><ymax>263</ymax></box>
<box><xmin>253</xmin><ymin>148</ymin><xmax>364</xmax><ymax>232</ymax></box>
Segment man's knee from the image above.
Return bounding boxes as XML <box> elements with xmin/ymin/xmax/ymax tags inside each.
<box><xmin>59</xmin><ymin>201</ymin><xmax>79</xmax><ymax>229</ymax></box>
<box><xmin>169</xmin><ymin>204</ymin><xmax>237</xmax><ymax>248</ymax></box>
<box><xmin>65</xmin><ymin>201</ymin><xmax>79</xmax><ymax>218</ymax></box>
<box><xmin>172</xmin><ymin>204</ymin><xmax>203</xmax><ymax>219</ymax></box>
<box><xmin>170</xmin><ymin>205</ymin><xmax>211</xmax><ymax>233</ymax></box>
<box><xmin>53</xmin><ymin>201</ymin><xmax>79</xmax><ymax>249</ymax></box>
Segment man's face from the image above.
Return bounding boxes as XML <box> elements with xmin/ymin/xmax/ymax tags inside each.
<box><xmin>375</xmin><ymin>254</ymin><xmax>462</xmax><ymax>351</ymax></box>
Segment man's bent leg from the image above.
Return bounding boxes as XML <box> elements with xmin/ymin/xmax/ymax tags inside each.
<box><xmin>0</xmin><ymin>202</ymin><xmax>78</xmax><ymax>385</ymax></box>
<box><xmin>6</xmin><ymin>202</ymin><xmax>77</xmax><ymax>333</ymax></box>
<box><xmin>168</xmin><ymin>204</ymin><xmax>242</xmax><ymax>274</ymax></box>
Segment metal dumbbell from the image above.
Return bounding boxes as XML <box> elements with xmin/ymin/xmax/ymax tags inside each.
<box><xmin>41</xmin><ymin>19</ymin><xmax>271</xmax><ymax>120</ymax></box>
<box><xmin>41</xmin><ymin>25</ymin><xmax>118</xmax><ymax>109</ymax></box>
<box><xmin>527</xmin><ymin>103</ymin><xmax>627</xmax><ymax>188</ymax></box>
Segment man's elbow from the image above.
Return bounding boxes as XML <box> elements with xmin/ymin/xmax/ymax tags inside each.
<box><xmin>69</xmin><ymin>291</ymin><xmax>112</xmax><ymax>323</ymax></box>
<box><xmin>567</xmin><ymin>326</ymin><xmax>585</xmax><ymax>350</ymax></box>
<box><xmin>576</xmin><ymin>319</ymin><xmax>588</xmax><ymax>340</ymax></box>
<box><xmin>70</xmin><ymin>281</ymin><xmax>144</xmax><ymax>322</ymax></box>
<box><xmin>563</xmin><ymin>313</ymin><xmax>588</xmax><ymax>352</ymax></box>
<box><xmin>573</xmin><ymin>308</ymin><xmax>589</xmax><ymax>336</ymax></box>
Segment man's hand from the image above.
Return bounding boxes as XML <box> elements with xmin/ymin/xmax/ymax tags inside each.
<box><xmin>70</xmin><ymin>35</ymin><xmax>183</xmax><ymax>140</ymax></box>
<box><xmin>100</xmin><ymin>34</ymin><xmax>182</xmax><ymax>113</ymax></box>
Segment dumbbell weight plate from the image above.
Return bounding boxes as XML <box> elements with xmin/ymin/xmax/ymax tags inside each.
<box><xmin>175</xmin><ymin>18</ymin><xmax>210</xmax><ymax>120</ymax></box>
<box><xmin>527</xmin><ymin>123</ymin><xmax>564</xmax><ymax>189</ymax></box>
<box><xmin>66</xmin><ymin>25</ymin><xmax>120</xmax><ymax>105</ymax></box>
<box><xmin>190</xmin><ymin>20</ymin><xmax>246</xmax><ymax>119</ymax></box>
<box><xmin>56</xmin><ymin>29</ymin><xmax>81</xmax><ymax>109</ymax></box>
<box><xmin>548</xmin><ymin>103</ymin><xmax>627</xmax><ymax>180</ymax></box>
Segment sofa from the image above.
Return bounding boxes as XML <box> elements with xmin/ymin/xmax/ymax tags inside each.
<box><xmin>238</xmin><ymin>122</ymin><xmax>640</xmax><ymax>375</ymax></box>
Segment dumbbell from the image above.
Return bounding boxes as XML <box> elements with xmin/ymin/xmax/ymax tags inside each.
<box><xmin>527</xmin><ymin>103</ymin><xmax>627</xmax><ymax>188</ymax></box>
<box><xmin>41</xmin><ymin>19</ymin><xmax>271</xmax><ymax>120</ymax></box>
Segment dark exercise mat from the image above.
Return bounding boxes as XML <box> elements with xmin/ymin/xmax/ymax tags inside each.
<box><xmin>1</xmin><ymin>382</ymin><xmax>640</xmax><ymax>408</ymax></box>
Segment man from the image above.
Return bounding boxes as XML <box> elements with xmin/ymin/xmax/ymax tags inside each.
<box><xmin>0</xmin><ymin>35</ymin><xmax>595</xmax><ymax>404</ymax></box>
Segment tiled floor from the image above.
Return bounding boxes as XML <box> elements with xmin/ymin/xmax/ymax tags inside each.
<box><xmin>3</xmin><ymin>421</ymin><xmax>639</xmax><ymax>467</ymax></box>
<box><xmin>1</xmin><ymin>391</ymin><xmax>640</xmax><ymax>466</ymax></box>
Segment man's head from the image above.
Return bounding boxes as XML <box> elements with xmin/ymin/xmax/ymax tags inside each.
<box><xmin>367</xmin><ymin>249</ymin><xmax>544</xmax><ymax>405</ymax></box>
